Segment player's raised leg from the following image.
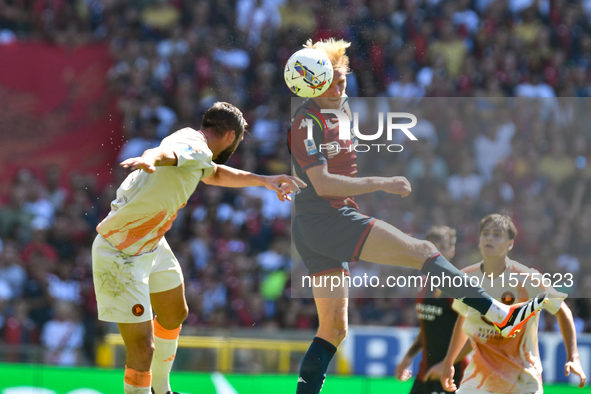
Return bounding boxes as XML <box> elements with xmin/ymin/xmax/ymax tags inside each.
<box><xmin>149</xmin><ymin>284</ymin><xmax>187</xmax><ymax>394</ymax></box>
<box><xmin>118</xmin><ymin>321</ymin><xmax>154</xmax><ymax>394</ymax></box>
<box><xmin>358</xmin><ymin>220</ymin><xmax>548</xmax><ymax>336</ymax></box>
<box><xmin>297</xmin><ymin>277</ymin><xmax>347</xmax><ymax>394</ymax></box>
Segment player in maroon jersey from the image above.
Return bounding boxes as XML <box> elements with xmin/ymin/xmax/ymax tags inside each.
<box><xmin>289</xmin><ymin>38</ymin><xmax>549</xmax><ymax>394</ymax></box>
<box><xmin>395</xmin><ymin>226</ymin><xmax>470</xmax><ymax>394</ymax></box>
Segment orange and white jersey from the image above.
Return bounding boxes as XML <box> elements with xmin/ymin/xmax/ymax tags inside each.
<box><xmin>97</xmin><ymin>128</ymin><xmax>214</xmax><ymax>256</ymax></box>
<box><xmin>453</xmin><ymin>259</ymin><xmax>566</xmax><ymax>394</ymax></box>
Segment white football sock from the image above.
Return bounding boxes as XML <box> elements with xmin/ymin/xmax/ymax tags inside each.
<box><xmin>152</xmin><ymin>318</ymin><xmax>181</xmax><ymax>394</ymax></box>
<box><xmin>484</xmin><ymin>299</ymin><xmax>511</xmax><ymax>323</ymax></box>
<box><xmin>124</xmin><ymin>382</ymin><xmax>151</xmax><ymax>394</ymax></box>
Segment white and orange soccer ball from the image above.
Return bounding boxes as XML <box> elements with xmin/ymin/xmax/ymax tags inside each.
<box><xmin>284</xmin><ymin>48</ymin><xmax>333</xmax><ymax>98</ymax></box>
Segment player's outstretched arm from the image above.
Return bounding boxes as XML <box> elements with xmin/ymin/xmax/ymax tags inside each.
<box><xmin>120</xmin><ymin>147</ymin><xmax>178</xmax><ymax>173</ymax></box>
<box><xmin>556</xmin><ymin>302</ymin><xmax>587</xmax><ymax>388</ymax></box>
<box><xmin>306</xmin><ymin>165</ymin><xmax>411</xmax><ymax>197</ymax></box>
<box><xmin>202</xmin><ymin>164</ymin><xmax>307</xmax><ymax>201</ymax></box>
<box><xmin>395</xmin><ymin>334</ymin><xmax>422</xmax><ymax>381</ymax></box>
<box><xmin>440</xmin><ymin>315</ymin><xmax>468</xmax><ymax>392</ymax></box>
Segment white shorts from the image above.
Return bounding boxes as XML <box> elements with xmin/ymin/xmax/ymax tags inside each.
<box><xmin>92</xmin><ymin>234</ymin><xmax>184</xmax><ymax>323</ymax></box>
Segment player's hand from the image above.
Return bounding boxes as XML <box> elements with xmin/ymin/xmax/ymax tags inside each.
<box><xmin>120</xmin><ymin>157</ymin><xmax>157</xmax><ymax>173</ymax></box>
<box><xmin>323</xmin><ymin>141</ymin><xmax>340</xmax><ymax>159</ymax></box>
<box><xmin>565</xmin><ymin>358</ymin><xmax>587</xmax><ymax>388</ymax></box>
<box><xmin>381</xmin><ymin>176</ymin><xmax>412</xmax><ymax>197</ymax></box>
<box><xmin>440</xmin><ymin>363</ymin><xmax>456</xmax><ymax>392</ymax></box>
<box><xmin>262</xmin><ymin>175</ymin><xmax>307</xmax><ymax>202</ymax></box>
<box><xmin>394</xmin><ymin>355</ymin><xmax>413</xmax><ymax>381</ymax></box>
<box><xmin>424</xmin><ymin>361</ymin><xmax>444</xmax><ymax>381</ymax></box>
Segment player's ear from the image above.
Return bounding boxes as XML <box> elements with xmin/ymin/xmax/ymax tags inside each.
<box><xmin>450</xmin><ymin>246</ymin><xmax>456</xmax><ymax>259</ymax></box>
<box><xmin>507</xmin><ymin>239</ymin><xmax>514</xmax><ymax>251</ymax></box>
<box><xmin>224</xmin><ymin>130</ymin><xmax>236</xmax><ymax>143</ymax></box>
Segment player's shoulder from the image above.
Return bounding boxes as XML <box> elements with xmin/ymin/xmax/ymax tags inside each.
<box><xmin>506</xmin><ymin>259</ymin><xmax>539</xmax><ymax>275</ymax></box>
<box><xmin>173</xmin><ymin>127</ymin><xmax>206</xmax><ymax>140</ymax></box>
<box><xmin>165</xmin><ymin>127</ymin><xmax>208</xmax><ymax>145</ymax></box>
<box><xmin>461</xmin><ymin>261</ymin><xmax>483</xmax><ymax>274</ymax></box>
<box><xmin>291</xmin><ymin>101</ymin><xmax>324</xmax><ymax>124</ymax></box>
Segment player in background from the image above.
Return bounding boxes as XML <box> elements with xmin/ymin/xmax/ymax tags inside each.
<box><xmin>289</xmin><ymin>38</ymin><xmax>548</xmax><ymax>394</ymax></box>
<box><xmin>395</xmin><ymin>226</ymin><xmax>470</xmax><ymax>394</ymax></box>
<box><xmin>440</xmin><ymin>214</ymin><xmax>586</xmax><ymax>394</ymax></box>
<box><xmin>93</xmin><ymin>102</ymin><xmax>304</xmax><ymax>394</ymax></box>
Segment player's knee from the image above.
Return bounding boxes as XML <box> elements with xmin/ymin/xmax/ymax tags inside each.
<box><xmin>158</xmin><ymin>304</ymin><xmax>188</xmax><ymax>328</ymax></box>
<box><xmin>177</xmin><ymin>303</ymin><xmax>189</xmax><ymax>324</ymax></box>
<box><xmin>418</xmin><ymin>240</ymin><xmax>439</xmax><ymax>259</ymax></box>
<box><xmin>322</xmin><ymin>322</ymin><xmax>347</xmax><ymax>345</ymax></box>
<box><xmin>334</xmin><ymin>326</ymin><xmax>348</xmax><ymax>344</ymax></box>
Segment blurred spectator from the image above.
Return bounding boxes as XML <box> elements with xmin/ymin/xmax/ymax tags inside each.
<box><xmin>0</xmin><ymin>275</ymin><xmax>13</xmax><ymax>329</ymax></box>
<box><xmin>140</xmin><ymin>92</ymin><xmax>178</xmax><ymax>139</ymax></box>
<box><xmin>473</xmin><ymin>112</ymin><xmax>515</xmax><ymax>181</ymax></box>
<box><xmin>427</xmin><ymin>20</ymin><xmax>467</xmax><ymax>78</ymax></box>
<box><xmin>2</xmin><ymin>299</ymin><xmax>39</xmax><ymax>362</ymax></box>
<box><xmin>236</xmin><ymin>0</ymin><xmax>281</xmax><ymax>48</ymax></box>
<box><xmin>22</xmin><ymin>251</ymin><xmax>54</xmax><ymax>329</ymax></box>
<box><xmin>278</xmin><ymin>0</ymin><xmax>316</xmax><ymax>42</ymax></box>
<box><xmin>117</xmin><ymin>117</ymin><xmax>162</xmax><ymax>162</ymax></box>
<box><xmin>405</xmin><ymin>138</ymin><xmax>449</xmax><ymax>184</ymax></box>
<box><xmin>540</xmin><ymin>137</ymin><xmax>576</xmax><ymax>187</ymax></box>
<box><xmin>447</xmin><ymin>154</ymin><xmax>484</xmax><ymax>202</ymax></box>
<box><xmin>0</xmin><ymin>239</ymin><xmax>27</xmax><ymax>298</ymax></box>
<box><xmin>40</xmin><ymin>301</ymin><xmax>84</xmax><ymax>366</ymax></box>
<box><xmin>47</xmin><ymin>261</ymin><xmax>82</xmax><ymax>305</ymax></box>
<box><xmin>141</xmin><ymin>0</ymin><xmax>181</xmax><ymax>36</ymax></box>
<box><xmin>44</xmin><ymin>165</ymin><xmax>68</xmax><ymax>212</ymax></box>
<box><xmin>257</xmin><ymin>237</ymin><xmax>290</xmax><ymax>272</ymax></box>
<box><xmin>0</xmin><ymin>185</ymin><xmax>33</xmax><ymax>242</ymax></box>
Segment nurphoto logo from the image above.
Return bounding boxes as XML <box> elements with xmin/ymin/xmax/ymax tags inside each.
<box><xmin>304</xmin><ymin>110</ymin><xmax>418</xmax><ymax>153</ymax></box>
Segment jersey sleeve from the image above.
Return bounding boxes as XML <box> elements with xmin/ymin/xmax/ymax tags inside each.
<box><xmin>161</xmin><ymin>128</ymin><xmax>214</xmax><ymax>175</ymax></box>
<box><xmin>290</xmin><ymin>113</ymin><xmax>327</xmax><ymax>171</ymax></box>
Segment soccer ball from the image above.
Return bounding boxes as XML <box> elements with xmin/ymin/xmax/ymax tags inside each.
<box><xmin>284</xmin><ymin>48</ymin><xmax>333</xmax><ymax>98</ymax></box>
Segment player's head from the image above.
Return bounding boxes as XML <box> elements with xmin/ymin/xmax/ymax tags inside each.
<box><xmin>426</xmin><ymin>226</ymin><xmax>456</xmax><ymax>260</ymax></box>
<box><xmin>305</xmin><ymin>38</ymin><xmax>351</xmax><ymax>109</ymax></box>
<box><xmin>478</xmin><ymin>214</ymin><xmax>517</xmax><ymax>258</ymax></box>
<box><xmin>201</xmin><ymin>102</ymin><xmax>248</xmax><ymax>164</ymax></box>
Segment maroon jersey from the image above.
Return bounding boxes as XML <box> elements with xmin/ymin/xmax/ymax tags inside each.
<box><xmin>288</xmin><ymin>98</ymin><xmax>359</xmax><ymax>212</ymax></box>
<box><xmin>415</xmin><ymin>281</ymin><xmax>469</xmax><ymax>382</ymax></box>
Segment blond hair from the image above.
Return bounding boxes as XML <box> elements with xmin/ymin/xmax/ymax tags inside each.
<box><xmin>304</xmin><ymin>38</ymin><xmax>351</xmax><ymax>72</ymax></box>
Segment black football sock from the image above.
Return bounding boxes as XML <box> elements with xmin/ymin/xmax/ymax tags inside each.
<box><xmin>296</xmin><ymin>337</ymin><xmax>337</xmax><ymax>394</ymax></box>
<box><xmin>421</xmin><ymin>253</ymin><xmax>493</xmax><ymax>315</ymax></box>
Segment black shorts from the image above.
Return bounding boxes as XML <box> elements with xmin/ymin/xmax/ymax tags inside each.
<box><xmin>292</xmin><ymin>207</ymin><xmax>376</xmax><ymax>276</ymax></box>
<box><xmin>410</xmin><ymin>378</ymin><xmax>456</xmax><ymax>394</ymax></box>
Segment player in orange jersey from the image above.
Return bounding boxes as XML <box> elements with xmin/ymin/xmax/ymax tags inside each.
<box><xmin>441</xmin><ymin>214</ymin><xmax>586</xmax><ymax>394</ymax></box>
<box><xmin>93</xmin><ymin>102</ymin><xmax>304</xmax><ymax>394</ymax></box>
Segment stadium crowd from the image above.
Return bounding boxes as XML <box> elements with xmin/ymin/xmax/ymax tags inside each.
<box><xmin>1</xmin><ymin>0</ymin><xmax>591</xmax><ymax>367</ymax></box>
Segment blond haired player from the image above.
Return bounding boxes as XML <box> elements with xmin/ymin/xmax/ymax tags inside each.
<box><xmin>93</xmin><ymin>102</ymin><xmax>305</xmax><ymax>394</ymax></box>
<box><xmin>441</xmin><ymin>214</ymin><xmax>586</xmax><ymax>394</ymax></box>
<box><xmin>289</xmin><ymin>39</ymin><xmax>549</xmax><ymax>394</ymax></box>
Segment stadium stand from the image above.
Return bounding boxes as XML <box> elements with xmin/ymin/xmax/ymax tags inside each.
<box><xmin>0</xmin><ymin>0</ymin><xmax>590</xmax><ymax>368</ymax></box>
